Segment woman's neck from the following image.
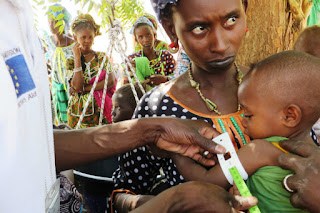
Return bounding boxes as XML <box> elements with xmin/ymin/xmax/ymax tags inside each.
<box><xmin>191</xmin><ymin>63</ymin><xmax>238</xmax><ymax>89</ymax></box>
<box><xmin>52</xmin><ymin>33</ymin><xmax>66</xmax><ymax>47</ymax></box>
<box><xmin>81</xmin><ymin>49</ymin><xmax>94</xmax><ymax>56</ymax></box>
<box><xmin>143</xmin><ymin>48</ymin><xmax>156</xmax><ymax>61</ymax></box>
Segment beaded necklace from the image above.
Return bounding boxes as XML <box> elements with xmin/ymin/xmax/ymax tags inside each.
<box><xmin>188</xmin><ymin>62</ymin><xmax>243</xmax><ymax>115</ymax></box>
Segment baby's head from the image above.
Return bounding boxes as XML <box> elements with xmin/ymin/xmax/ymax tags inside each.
<box><xmin>294</xmin><ymin>25</ymin><xmax>320</xmax><ymax>58</ymax></box>
<box><xmin>112</xmin><ymin>83</ymin><xmax>146</xmax><ymax>123</ymax></box>
<box><xmin>238</xmin><ymin>50</ymin><xmax>320</xmax><ymax>139</ymax></box>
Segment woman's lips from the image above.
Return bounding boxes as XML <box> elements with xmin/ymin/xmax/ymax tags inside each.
<box><xmin>207</xmin><ymin>56</ymin><xmax>235</xmax><ymax>68</ymax></box>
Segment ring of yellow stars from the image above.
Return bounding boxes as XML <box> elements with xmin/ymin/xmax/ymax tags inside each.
<box><xmin>11</xmin><ymin>69</ymin><xmax>14</xmax><ymax>74</ymax></box>
<box><xmin>16</xmin><ymin>89</ymin><xmax>19</xmax><ymax>94</ymax></box>
<box><xmin>16</xmin><ymin>82</ymin><xmax>20</xmax><ymax>87</ymax></box>
<box><xmin>14</xmin><ymin>75</ymin><xmax>18</xmax><ymax>80</ymax></box>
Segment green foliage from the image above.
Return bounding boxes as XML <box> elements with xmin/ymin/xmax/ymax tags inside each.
<box><xmin>31</xmin><ymin>0</ymin><xmax>146</xmax><ymax>34</ymax></box>
<box><xmin>75</xmin><ymin>0</ymin><xmax>145</xmax><ymax>31</ymax></box>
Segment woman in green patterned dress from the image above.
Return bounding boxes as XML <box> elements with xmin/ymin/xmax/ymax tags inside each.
<box><xmin>66</xmin><ymin>14</ymin><xmax>116</xmax><ymax>129</ymax></box>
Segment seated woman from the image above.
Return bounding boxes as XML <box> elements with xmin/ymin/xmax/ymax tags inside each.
<box><xmin>110</xmin><ymin>0</ymin><xmax>319</xmax><ymax>212</ymax></box>
<box><xmin>125</xmin><ymin>16</ymin><xmax>175</xmax><ymax>88</ymax></box>
<box><xmin>110</xmin><ymin>0</ymin><xmax>250</xmax><ymax>212</ymax></box>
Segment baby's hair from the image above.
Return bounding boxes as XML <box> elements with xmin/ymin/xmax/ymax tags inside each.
<box><xmin>243</xmin><ymin>50</ymin><xmax>320</xmax><ymax>124</ymax></box>
<box><xmin>115</xmin><ymin>82</ymin><xmax>147</xmax><ymax>109</ymax></box>
<box><xmin>73</xmin><ymin>22</ymin><xmax>95</xmax><ymax>35</ymax></box>
<box><xmin>294</xmin><ymin>25</ymin><xmax>320</xmax><ymax>58</ymax></box>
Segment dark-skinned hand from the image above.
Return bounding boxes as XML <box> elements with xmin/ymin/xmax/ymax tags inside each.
<box><xmin>279</xmin><ymin>139</ymin><xmax>320</xmax><ymax>213</ymax></box>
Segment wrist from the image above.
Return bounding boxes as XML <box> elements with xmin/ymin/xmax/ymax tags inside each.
<box><xmin>137</xmin><ymin>118</ymin><xmax>167</xmax><ymax>146</ymax></box>
<box><xmin>165</xmin><ymin>182</ymin><xmax>200</xmax><ymax>213</ymax></box>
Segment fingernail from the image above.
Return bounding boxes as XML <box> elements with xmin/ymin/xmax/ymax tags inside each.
<box><xmin>215</xmin><ymin>144</ymin><xmax>226</xmax><ymax>153</ymax></box>
<box><xmin>248</xmin><ymin>197</ymin><xmax>258</xmax><ymax>205</ymax></box>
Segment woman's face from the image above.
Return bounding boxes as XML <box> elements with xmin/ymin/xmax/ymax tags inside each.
<box><xmin>48</xmin><ymin>17</ymin><xmax>60</xmax><ymax>35</ymax></box>
<box><xmin>135</xmin><ymin>25</ymin><xmax>156</xmax><ymax>51</ymax></box>
<box><xmin>74</xmin><ymin>28</ymin><xmax>95</xmax><ymax>51</ymax></box>
<box><xmin>167</xmin><ymin>0</ymin><xmax>246</xmax><ymax>71</ymax></box>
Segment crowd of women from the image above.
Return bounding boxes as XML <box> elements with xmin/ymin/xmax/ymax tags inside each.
<box><xmin>36</xmin><ymin>0</ymin><xmax>320</xmax><ymax>212</ymax></box>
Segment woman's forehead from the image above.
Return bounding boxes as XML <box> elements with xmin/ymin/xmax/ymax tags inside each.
<box><xmin>174</xmin><ymin>0</ymin><xmax>243</xmax><ymax>19</ymax></box>
<box><xmin>135</xmin><ymin>24</ymin><xmax>154</xmax><ymax>33</ymax></box>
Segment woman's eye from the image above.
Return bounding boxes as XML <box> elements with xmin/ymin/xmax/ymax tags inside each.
<box><xmin>225</xmin><ymin>17</ymin><xmax>237</xmax><ymax>27</ymax></box>
<box><xmin>192</xmin><ymin>26</ymin><xmax>206</xmax><ymax>34</ymax></box>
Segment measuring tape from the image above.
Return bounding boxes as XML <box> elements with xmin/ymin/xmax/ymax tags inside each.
<box><xmin>213</xmin><ymin>133</ymin><xmax>261</xmax><ymax>213</ymax></box>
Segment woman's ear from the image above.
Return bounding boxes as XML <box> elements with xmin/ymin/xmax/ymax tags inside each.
<box><xmin>161</xmin><ymin>17</ymin><xmax>178</xmax><ymax>45</ymax></box>
<box><xmin>73</xmin><ymin>35</ymin><xmax>78</xmax><ymax>42</ymax></box>
<box><xmin>154</xmin><ymin>31</ymin><xmax>157</xmax><ymax>40</ymax></box>
<box><xmin>282</xmin><ymin>104</ymin><xmax>302</xmax><ymax>128</ymax></box>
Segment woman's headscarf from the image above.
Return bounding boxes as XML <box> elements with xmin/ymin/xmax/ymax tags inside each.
<box><xmin>151</xmin><ymin>0</ymin><xmax>178</xmax><ymax>20</ymax></box>
<box><xmin>71</xmin><ymin>14</ymin><xmax>101</xmax><ymax>36</ymax></box>
<box><xmin>143</xmin><ymin>13</ymin><xmax>158</xmax><ymax>30</ymax></box>
<box><xmin>130</xmin><ymin>16</ymin><xmax>155</xmax><ymax>34</ymax></box>
<box><xmin>47</xmin><ymin>3</ymin><xmax>71</xmax><ymax>31</ymax></box>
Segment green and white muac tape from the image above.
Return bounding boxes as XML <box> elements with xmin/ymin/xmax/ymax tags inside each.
<box><xmin>212</xmin><ymin>133</ymin><xmax>261</xmax><ymax>213</ymax></box>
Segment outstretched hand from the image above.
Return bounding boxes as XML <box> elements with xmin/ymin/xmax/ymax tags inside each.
<box><xmin>132</xmin><ymin>181</ymin><xmax>258</xmax><ymax>213</ymax></box>
<box><xmin>154</xmin><ymin>118</ymin><xmax>225</xmax><ymax>166</ymax></box>
<box><xmin>279</xmin><ymin>139</ymin><xmax>320</xmax><ymax>212</ymax></box>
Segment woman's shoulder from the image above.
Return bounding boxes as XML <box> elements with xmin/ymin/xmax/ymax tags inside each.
<box><xmin>96</xmin><ymin>51</ymin><xmax>109</xmax><ymax>60</ymax></box>
<box><xmin>155</xmin><ymin>40</ymin><xmax>168</xmax><ymax>50</ymax></box>
<box><xmin>129</xmin><ymin>51</ymin><xmax>142</xmax><ymax>58</ymax></box>
<box><xmin>160</xmin><ymin>50</ymin><xmax>173</xmax><ymax>56</ymax></box>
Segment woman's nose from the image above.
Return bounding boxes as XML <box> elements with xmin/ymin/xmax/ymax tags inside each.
<box><xmin>208</xmin><ymin>27</ymin><xmax>229</xmax><ymax>54</ymax></box>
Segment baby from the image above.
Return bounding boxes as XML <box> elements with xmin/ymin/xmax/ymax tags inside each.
<box><xmin>174</xmin><ymin>50</ymin><xmax>320</xmax><ymax>213</ymax></box>
<box><xmin>112</xmin><ymin>83</ymin><xmax>146</xmax><ymax>123</ymax></box>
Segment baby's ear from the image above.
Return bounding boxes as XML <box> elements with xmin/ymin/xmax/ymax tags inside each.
<box><xmin>282</xmin><ymin>104</ymin><xmax>302</xmax><ymax>128</ymax></box>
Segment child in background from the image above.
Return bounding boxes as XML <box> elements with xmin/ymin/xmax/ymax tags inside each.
<box><xmin>294</xmin><ymin>25</ymin><xmax>320</xmax><ymax>57</ymax></box>
<box><xmin>112</xmin><ymin>83</ymin><xmax>146</xmax><ymax>123</ymax></box>
<box><xmin>294</xmin><ymin>25</ymin><xmax>320</xmax><ymax>137</ymax></box>
<box><xmin>127</xmin><ymin>16</ymin><xmax>175</xmax><ymax>87</ymax></box>
<box><xmin>134</xmin><ymin>13</ymin><xmax>168</xmax><ymax>52</ymax></box>
<box><xmin>174</xmin><ymin>51</ymin><xmax>320</xmax><ymax>213</ymax></box>
<box><xmin>66</xmin><ymin>14</ymin><xmax>116</xmax><ymax>128</ymax></box>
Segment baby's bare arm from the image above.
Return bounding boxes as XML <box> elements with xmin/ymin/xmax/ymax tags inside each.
<box><xmin>174</xmin><ymin>139</ymin><xmax>283</xmax><ymax>189</ymax></box>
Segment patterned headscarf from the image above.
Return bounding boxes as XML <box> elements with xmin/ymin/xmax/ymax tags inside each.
<box><xmin>71</xmin><ymin>14</ymin><xmax>101</xmax><ymax>36</ymax></box>
<box><xmin>130</xmin><ymin>16</ymin><xmax>155</xmax><ymax>34</ymax></box>
<box><xmin>150</xmin><ymin>0</ymin><xmax>178</xmax><ymax>20</ymax></box>
<box><xmin>143</xmin><ymin>13</ymin><xmax>158</xmax><ymax>30</ymax></box>
<box><xmin>47</xmin><ymin>3</ymin><xmax>72</xmax><ymax>31</ymax></box>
